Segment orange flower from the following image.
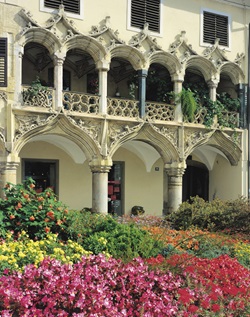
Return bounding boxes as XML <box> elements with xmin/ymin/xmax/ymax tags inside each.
<box><xmin>44</xmin><ymin>227</ymin><xmax>50</xmax><ymax>233</ymax></box>
<box><xmin>9</xmin><ymin>214</ymin><xmax>15</xmax><ymax>220</ymax></box>
<box><xmin>29</xmin><ymin>216</ymin><xmax>35</xmax><ymax>221</ymax></box>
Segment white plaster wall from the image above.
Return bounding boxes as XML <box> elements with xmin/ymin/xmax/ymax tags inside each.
<box><xmin>113</xmin><ymin>147</ymin><xmax>164</xmax><ymax>216</ymax></box>
<box><xmin>17</xmin><ymin>141</ymin><xmax>92</xmax><ymax>210</ymax></box>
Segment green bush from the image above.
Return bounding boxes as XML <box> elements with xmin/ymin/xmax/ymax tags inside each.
<box><xmin>0</xmin><ymin>178</ymin><xmax>69</xmax><ymax>240</ymax></box>
<box><xmin>66</xmin><ymin>210</ymin><xmax>164</xmax><ymax>261</ymax></box>
<box><xmin>167</xmin><ymin>196</ymin><xmax>250</xmax><ymax>233</ymax></box>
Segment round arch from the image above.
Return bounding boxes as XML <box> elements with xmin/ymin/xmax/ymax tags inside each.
<box><xmin>148</xmin><ymin>51</ymin><xmax>182</xmax><ymax>77</ymax></box>
<box><xmin>109</xmin><ymin>45</ymin><xmax>146</xmax><ymax>70</ymax></box>
<box><xmin>64</xmin><ymin>35</ymin><xmax>107</xmax><ymax>65</ymax></box>
<box><xmin>18</xmin><ymin>28</ymin><xmax>61</xmax><ymax>55</ymax></box>
<box><xmin>219</xmin><ymin>62</ymin><xmax>245</xmax><ymax>85</ymax></box>
<box><xmin>186</xmin><ymin>56</ymin><xmax>217</xmax><ymax>82</ymax></box>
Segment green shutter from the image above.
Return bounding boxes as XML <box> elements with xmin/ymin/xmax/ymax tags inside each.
<box><xmin>0</xmin><ymin>38</ymin><xmax>7</xmax><ymax>87</ymax></box>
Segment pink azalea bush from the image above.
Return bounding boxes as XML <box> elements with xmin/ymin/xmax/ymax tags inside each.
<box><xmin>1</xmin><ymin>254</ymin><xmax>250</xmax><ymax>316</ymax></box>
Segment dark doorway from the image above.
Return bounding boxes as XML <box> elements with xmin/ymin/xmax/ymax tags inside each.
<box><xmin>23</xmin><ymin>159</ymin><xmax>58</xmax><ymax>194</ymax></box>
<box><xmin>183</xmin><ymin>159</ymin><xmax>209</xmax><ymax>202</ymax></box>
<box><xmin>108</xmin><ymin>162</ymin><xmax>124</xmax><ymax>216</ymax></box>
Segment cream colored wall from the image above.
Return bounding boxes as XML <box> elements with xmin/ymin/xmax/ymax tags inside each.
<box><xmin>113</xmin><ymin>147</ymin><xmax>164</xmax><ymax>216</ymax></box>
<box><xmin>17</xmin><ymin>141</ymin><xmax>92</xmax><ymax>210</ymax></box>
<box><xmin>209</xmin><ymin>154</ymin><xmax>243</xmax><ymax>200</ymax></box>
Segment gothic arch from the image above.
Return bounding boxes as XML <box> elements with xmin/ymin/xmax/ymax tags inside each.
<box><xmin>109</xmin><ymin>123</ymin><xmax>180</xmax><ymax>164</ymax></box>
<box><xmin>13</xmin><ymin>115</ymin><xmax>103</xmax><ymax>162</ymax></box>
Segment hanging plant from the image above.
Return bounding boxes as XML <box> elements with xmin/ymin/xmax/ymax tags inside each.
<box><xmin>172</xmin><ymin>88</ymin><xmax>198</xmax><ymax>122</ymax></box>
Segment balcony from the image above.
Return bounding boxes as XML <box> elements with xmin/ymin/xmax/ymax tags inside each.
<box><xmin>20</xmin><ymin>86</ymin><xmax>240</xmax><ymax>129</ymax></box>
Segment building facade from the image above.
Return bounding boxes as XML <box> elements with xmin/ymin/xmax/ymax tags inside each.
<box><xmin>0</xmin><ymin>0</ymin><xmax>249</xmax><ymax>216</ymax></box>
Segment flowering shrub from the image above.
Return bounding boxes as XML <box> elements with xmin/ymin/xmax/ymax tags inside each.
<box><xmin>0</xmin><ymin>231</ymin><xmax>91</xmax><ymax>273</ymax></box>
<box><xmin>0</xmin><ymin>178</ymin><xmax>69</xmax><ymax>240</ymax></box>
<box><xmin>1</xmin><ymin>254</ymin><xmax>250</xmax><ymax>316</ymax></box>
<box><xmin>0</xmin><ymin>255</ymin><xmax>185</xmax><ymax>316</ymax></box>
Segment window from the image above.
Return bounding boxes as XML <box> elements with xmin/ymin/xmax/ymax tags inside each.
<box><xmin>130</xmin><ymin>0</ymin><xmax>161</xmax><ymax>33</ymax></box>
<box><xmin>23</xmin><ymin>159</ymin><xmax>58</xmax><ymax>194</ymax></box>
<box><xmin>41</xmin><ymin>0</ymin><xmax>83</xmax><ymax>19</ymax></box>
<box><xmin>0</xmin><ymin>38</ymin><xmax>7</xmax><ymax>87</ymax></box>
<box><xmin>202</xmin><ymin>10</ymin><xmax>229</xmax><ymax>47</ymax></box>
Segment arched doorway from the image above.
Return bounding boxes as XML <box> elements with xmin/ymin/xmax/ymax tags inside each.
<box><xmin>183</xmin><ymin>157</ymin><xmax>209</xmax><ymax>201</ymax></box>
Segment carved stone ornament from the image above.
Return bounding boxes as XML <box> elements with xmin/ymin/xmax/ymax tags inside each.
<box><xmin>0</xmin><ymin>91</ymin><xmax>7</xmax><ymax>101</ymax></box>
<box><xmin>184</xmin><ymin>128</ymin><xmax>215</xmax><ymax>158</ymax></box>
<box><xmin>19</xmin><ymin>5</ymin><xmax>82</xmax><ymax>42</ymax></box>
<box><xmin>67</xmin><ymin>117</ymin><xmax>102</xmax><ymax>150</ymax></box>
<box><xmin>168</xmin><ymin>31</ymin><xmax>197</xmax><ymax>64</ymax></box>
<box><xmin>15</xmin><ymin>114</ymin><xmax>56</xmax><ymax>140</ymax></box>
<box><xmin>89</xmin><ymin>16</ymin><xmax>125</xmax><ymax>49</ymax></box>
<box><xmin>150</xmin><ymin>124</ymin><xmax>180</xmax><ymax>155</ymax></box>
<box><xmin>129</xmin><ymin>23</ymin><xmax>162</xmax><ymax>54</ymax></box>
<box><xmin>107</xmin><ymin>122</ymin><xmax>143</xmax><ymax>152</ymax></box>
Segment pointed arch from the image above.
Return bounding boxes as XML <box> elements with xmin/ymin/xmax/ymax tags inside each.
<box><xmin>13</xmin><ymin>115</ymin><xmax>102</xmax><ymax>162</ymax></box>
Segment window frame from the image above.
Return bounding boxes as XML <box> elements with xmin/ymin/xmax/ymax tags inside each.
<box><xmin>0</xmin><ymin>37</ymin><xmax>7</xmax><ymax>87</ymax></box>
<box><xmin>200</xmin><ymin>8</ymin><xmax>231</xmax><ymax>50</ymax></box>
<box><xmin>127</xmin><ymin>0</ymin><xmax>163</xmax><ymax>37</ymax></box>
<box><xmin>22</xmin><ymin>158</ymin><xmax>59</xmax><ymax>195</ymax></box>
<box><xmin>40</xmin><ymin>0</ymin><xmax>83</xmax><ymax>20</ymax></box>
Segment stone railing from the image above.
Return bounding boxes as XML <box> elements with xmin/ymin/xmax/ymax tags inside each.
<box><xmin>22</xmin><ymin>86</ymin><xmax>53</xmax><ymax>108</ymax></box>
<box><xmin>146</xmin><ymin>101</ymin><xmax>175</xmax><ymax>121</ymax></box>
<box><xmin>107</xmin><ymin>97</ymin><xmax>139</xmax><ymax>118</ymax></box>
<box><xmin>191</xmin><ymin>107</ymin><xmax>208</xmax><ymax>125</ymax></box>
<box><xmin>63</xmin><ymin>91</ymin><xmax>99</xmax><ymax>114</ymax></box>
<box><xmin>220</xmin><ymin>111</ymin><xmax>239</xmax><ymax>128</ymax></box>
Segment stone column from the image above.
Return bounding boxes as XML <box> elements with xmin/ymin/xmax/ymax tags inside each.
<box><xmin>54</xmin><ymin>52</ymin><xmax>66</xmax><ymax>111</ymax></box>
<box><xmin>138</xmin><ymin>69</ymin><xmax>148</xmax><ymax>118</ymax></box>
<box><xmin>173</xmin><ymin>79</ymin><xmax>184</xmax><ymax>122</ymax></box>
<box><xmin>14</xmin><ymin>44</ymin><xmax>24</xmax><ymax>105</ymax></box>
<box><xmin>90</xmin><ymin>159</ymin><xmax>112</xmax><ymax>214</ymax></box>
<box><xmin>207</xmin><ymin>80</ymin><xmax>218</xmax><ymax>102</ymax></box>
<box><xmin>0</xmin><ymin>159</ymin><xmax>20</xmax><ymax>198</ymax></box>
<box><xmin>164</xmin><ymin>162</ymin><xmax>186</xmax><ymax>214</ymax></box>
<box><xmin>96</xmin><ymin>61</ymin><xmax>110</xmax><ymax>115</ymax></box>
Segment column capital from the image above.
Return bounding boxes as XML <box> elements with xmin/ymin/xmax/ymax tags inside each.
<box><xmin>96</xmin><ymin>60</ymin><xmax>110</xmax><ymax>71</ymax></box>
<box><xmin>54</xmin><ymin>51</ymin><xmax>66</xmax><ymax>65</ymax></box>
<box><xmin>89</xmin><ymin>157</ymin><xmax>112</xmax><ymax>173</ymax></box>
<box><xmin>207</xmin><ymin>80</ymin><xmax>218</xmax><ymax>89</ymax></box>
<box><xmin>164</xmin><ymin>161</ymin><xmax>186</xmax><ymax>177</ymax></box>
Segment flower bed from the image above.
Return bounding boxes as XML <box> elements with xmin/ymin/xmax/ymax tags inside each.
<box><xmin>0</xmin><ymin>254</ymin><xmax>249</xmax><ymax>316</ymax></box>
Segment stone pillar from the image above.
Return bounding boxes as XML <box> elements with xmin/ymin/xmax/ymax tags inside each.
<box><xmin>207</xmin><ymin>80</ymin><xmax>218</xmax><ymax>102</ymax></box>
<box><xmin>138</xmin><ymin>69</ymin><xmax>148</xmax><ymax>118</ymax></box>
<box><xmin>54</xmin><ymin>52</ymin><xmax>66</xmax><ymax>110</ymax></box>
<box><xmin>96</xmin><ymin>61</ymin><xmax>110</xmax><ymax>115</ymax></box>
<box><xmin>173</xmin><ymin>79</ymin><xmax>184</xmax><ymax>122</ymax></box>
<box><xmin>164</xmin><ymin>162</ymin><xmax>186</xmax><ymax>214</ymax></box>
<box><xmin>90</xmin><ymin>159</ymin><xmax>112</xmax><ymax>214</ymax></box>
<box><xmin>14</xmin><ymin>44</ymin><xmax>24</xmax><ymax>105</ymax></box>
<box><xmin>0</xmin><ymin>159</ymin><xmax>20</xmax><ymax>198</ymax></box>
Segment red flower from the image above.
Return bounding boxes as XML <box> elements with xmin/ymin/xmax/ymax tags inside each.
<box><xmin>211</xmin><ymin>304</ymin><xmax>221</xmax><ymax>312</ymax></box>
<box><xmin>188</xmin><ymin>304</ymin><xmax>199</xmax><ymax>313</ymax></box>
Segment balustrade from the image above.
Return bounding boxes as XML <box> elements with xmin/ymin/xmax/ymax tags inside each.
<box><xmin>107</xmin><ymin>97</ymin><xmax>139</xmax><ymax>118</ymax></box>
<box><xmin>146</xmin><ymin>101</ymin><xmax>175</xmax><ymax>121</ymax></box>
<box><xmin>63</xmin><ymin>91</ymin><xmax>99</xmax><ymax>114</ymax></box>
<box><xmin>22</xmin><ymin>86</ymin><xmax>53</xmax><ymax>108</ymax></box>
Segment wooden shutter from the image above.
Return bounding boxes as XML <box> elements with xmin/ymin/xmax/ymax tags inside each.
<box><xmin>44</xmin><ymin>0</ymin><xmax>80</xmax><ymax>14</ymax></box>
<box><xmin>203</xmin><ymin>11</ymin><xmax>229</xmax><ymax>46</ymax></box>
<box><xmin>131</xmin><ymin>0</ymin><xmax>160</xmax><ymax>33</ymax></box>
<box><xmin>0</xmin><ymin>38</ymin><xmax>7</xmax><ymax>87</ymax></box>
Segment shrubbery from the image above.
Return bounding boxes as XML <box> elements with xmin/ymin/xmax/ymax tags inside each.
<box><xmin>167</xmin><ymin>196</ymin><xmax>250</xmax><ymax>233</ymax></box>
<box><xmin>67</xmin><ymin>210</ymin><xmax>164</xmax><ymax>261</ymax></box>
<box><xmin>0</xmin><ymin>178</ymin><xmax>69</xmax><ymax>240</ymax></box>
